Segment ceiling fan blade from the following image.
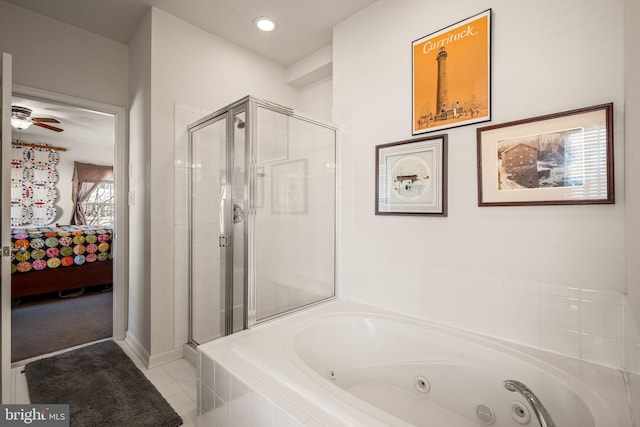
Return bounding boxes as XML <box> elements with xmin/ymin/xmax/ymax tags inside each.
<box><xmin>32</xmin><ymin>117</ymin><xmax>61</xmax><ymax>124</ymax></box>
<box><xmin>34</xmin><ymin>122</ymin><xmax>64</xmax><ymax>132</ymax></box>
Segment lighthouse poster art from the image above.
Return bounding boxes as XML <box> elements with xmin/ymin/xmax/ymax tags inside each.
<box><xmin>412</xmin><ymin>9</ymin><xmax>491</xmax><ymax>135</ymax></box>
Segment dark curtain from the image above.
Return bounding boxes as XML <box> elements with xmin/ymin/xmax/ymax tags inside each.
<box><xmin>70</xmin><ymin>162</ymin><xmax>114</xmax><ymax>225</ymax></box>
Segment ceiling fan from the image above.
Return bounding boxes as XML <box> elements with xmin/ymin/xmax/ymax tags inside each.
<box><xmin>11</xmin><ymin>106</ymin><xmax>64</xmax><ymax>132</ymax></box>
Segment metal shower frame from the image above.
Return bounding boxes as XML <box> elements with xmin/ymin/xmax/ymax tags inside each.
<box><xmin>186</xmin><ymin>95</ymin><xmax>338</xmax><ymax>345</ymax></box>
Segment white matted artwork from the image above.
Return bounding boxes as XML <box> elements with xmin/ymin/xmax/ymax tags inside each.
<box><xmin>376</xmin><ymin>134</ymin><xmax>447</xmax><ymax>216</ymax></box>
<box><xmin>477</xmin><ymin>103</ymin><xmax>613</xmax><ymax>206</ymax></box>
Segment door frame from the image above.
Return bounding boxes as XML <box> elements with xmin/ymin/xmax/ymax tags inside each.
<box><xmin>1</xmin><ymin>52</ymin><xmax>13</xmax><ymax>403</ymax></box>
<box><xmin>11</xmin><ymin>84</ymin><xmax>128</xmax><ymax>341</ymax></box>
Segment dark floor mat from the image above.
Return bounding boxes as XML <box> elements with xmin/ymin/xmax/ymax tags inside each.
<box><xmin>25</xmin><ymin>340</ymin><xmax>182</xmax><ymax>427</ymax></box>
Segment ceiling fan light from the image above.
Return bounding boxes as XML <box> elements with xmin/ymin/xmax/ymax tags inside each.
<box><xmin>11</xmin><ymin>106</ymin><xmax>33</xmax><ymax>130</ymax></box>
<box><xmin>11</xmin><ymin>115</ymin><xmax>32</xmax><ymax>130</ymax></box>
<box><xmin>10</xmin><ymin>105</ymin><xmax>64</xmax><ymax>132</ymax></box>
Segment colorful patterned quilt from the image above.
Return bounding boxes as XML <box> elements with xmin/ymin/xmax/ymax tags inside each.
<box><xmin>11</xmin><ymin>225</ymin><xmax>113</xmax><ymax>274</ymax></box>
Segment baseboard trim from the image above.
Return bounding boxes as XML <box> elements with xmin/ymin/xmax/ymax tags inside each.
<box><xmin>124</xmin><ymin>332</ymin><xmax>191</xmax><ymax>369</ymax></box>
<box><xmin>148</xmin><ymin>347</ymin><xmax>184</xmax><ymax>369</ymax></box>
<box><xmin>124</xmin><ymin>331</ymin><xmax>150</xmax><ymax>369</ymax></box>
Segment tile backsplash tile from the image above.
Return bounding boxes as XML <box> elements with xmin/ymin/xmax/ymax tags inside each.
<box><xmin>627</xmin><ymin>343</ymin><xmax>640</xmax><ymax>374</ymax></box>
<box><xmin>539</xmin><ymin>282</ymin><xmax>580</xmax><ymax>299</ymax></box>
<box><xmin>581</xmin><ymin>300</ymin><xmax>623</xmax><ymax>340</ymax></box>
<box><xmin>539</xmin><ymin>294</ymin><xmax>580</xmax><ymax>331</ymax></box>
<box><xmin>581</xmin><ymin>333</ymin><xmax>623</xmax><ymax>368</ymax></box>
<box><xmin>414</xmin><ymin>269</ymin><xmax>639</xmax><ymax>374</ymax></box>
<box><xmin>505</xmin><ymin>281</ymin><xmax>633</xmax><ymax>372</ymax></box>
<box><xmin>504</xmin><ymin>287</ymin><xmax>539</xmax><ymax>323</ymax></box>
<box><xmin>539</xmin><ymin>324</ymin><xmax>581</xmax><ymax>358</ymax></box>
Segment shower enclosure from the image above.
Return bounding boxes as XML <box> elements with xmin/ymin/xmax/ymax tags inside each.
<box><xmin>187</xmin><ymin>96</ymin><xmax>337</xmax><ymax>346</ymax></box>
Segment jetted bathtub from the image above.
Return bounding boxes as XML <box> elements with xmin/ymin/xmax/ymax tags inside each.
<box><xmin>197</xmin><ymin>300</ymin><xmax>633</xmax><ymax>427</ymax></box>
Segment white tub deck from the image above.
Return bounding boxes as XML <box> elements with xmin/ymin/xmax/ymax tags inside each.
<box><xmin>197</xmin><ymin>300</ymin><xmax>633</xmax><ymax>427</ymax></box>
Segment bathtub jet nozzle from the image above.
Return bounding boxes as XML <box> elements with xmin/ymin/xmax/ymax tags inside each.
<box><xmin>503</xmin><ymin>380</ymin><xmax>556</xmax><ymax>427</ymax></box>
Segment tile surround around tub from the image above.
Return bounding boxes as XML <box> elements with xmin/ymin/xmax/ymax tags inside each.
<box><xmin>515</xmin><ymin>280</ymin><xmax>633</xmax><ymax>371</ymax></box>
<box><xmin>198</xmin><ymin>350</ymin><xmax>351</xmax><ymax>427</ymax></box>
<box><xmin>481</xmin><ymin>274</ymin><xmax>639</xmax><ymax>372</ymax></box>
<box><xmin>370</xmin><ymin>267</ymin><xmax>640</xmax><ymax>374</ymax></box>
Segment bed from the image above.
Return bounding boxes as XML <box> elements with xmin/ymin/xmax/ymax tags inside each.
<box><xmin>11</xmin><ymin>224</ymin><xmax>113</xmax><ymax>298</ymax></box>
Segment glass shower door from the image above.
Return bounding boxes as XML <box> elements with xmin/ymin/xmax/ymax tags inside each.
<box><xmin>187</xmin><ymin>96</ymin><xmax>336</xmax><ymax>343</ymax></box>
<box><xmin>189</xmin><ymin>114</ymin><xmax>229</xmax><ymax>345</ymax></box>
<box><xmin>251</xmin><ymin>105</ymin><xmax>337</xmax><ymax>323</ymax></box>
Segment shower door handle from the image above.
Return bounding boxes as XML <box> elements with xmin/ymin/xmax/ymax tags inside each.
<box><xmin>219</xmin><ymin>184</ymin><xmax>228</xmax><ymax>237</ymax></box>
<box><xmin>233</xmin><ymin>203</ymin><xmax>243</xmax><ymax>224</ymax></box>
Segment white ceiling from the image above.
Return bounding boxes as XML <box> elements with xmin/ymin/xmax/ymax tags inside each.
<box><xmin>3</xmin><ymin>0</ymin><xmax>378</xmax><ymax>67</ymax></box>
<box><xmin>11</xmin><ymin>96</ymin><xmax>115</xmax><ymax>148</ymax></box>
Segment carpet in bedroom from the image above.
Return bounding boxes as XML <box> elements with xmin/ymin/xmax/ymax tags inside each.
<box><xmin>25</xmin><ymin>340</ymin><xmax>182</xmax><ymax>427</ymax></box>
<box><xmin>11</xmin><ymin>287</ymin><xmax>112</xmax><ymax>362</ymax></box>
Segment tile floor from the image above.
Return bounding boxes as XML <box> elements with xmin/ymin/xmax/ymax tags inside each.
<box><xmin>9</xmin><ymin>340</ymin><xmax>199</xmax><ymax>427</ymax></box>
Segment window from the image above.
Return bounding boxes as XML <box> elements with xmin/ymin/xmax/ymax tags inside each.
<box><xmin>71</xmin><ymin>162</ymin><xmax>114</xmax><ymax>225</ymax></box>
<box><xmin>79</xmin><ymin>182</ymin><xmax>114</xmax><ymax>225</ymax></box>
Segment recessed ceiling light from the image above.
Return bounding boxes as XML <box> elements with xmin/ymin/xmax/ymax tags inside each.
<box><xmin>254</xmin><ymin>17</ymin><xmax>276</xmax><ymax>32</ymax></box>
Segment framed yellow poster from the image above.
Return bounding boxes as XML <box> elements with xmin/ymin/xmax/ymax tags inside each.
<box><xmin>412</xmin><ymin>9</ymin><xmax>491</xmax><ymax>135</ymax></box>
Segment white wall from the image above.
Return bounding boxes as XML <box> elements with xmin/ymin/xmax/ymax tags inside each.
<box><xmin>625</xmin><ymin>0</ymin><xmax>640</xmax><ymax>339</ymax></box>
<box><xmin>128</xmin><ymin>10</ymin><xmax>153</xmax><ymax>358</ymax></box>
<box><xmin>334</xmin><ymin>0</ymin><xmax>633</xmax><ymax>369</ymax></box>
<box><xmin>133</xmin><ymin>8</ymin><xmax>303</xmax><ymax>365</ymax></box>
<box><xmin>0</xmin><ymin>1</ymin><xmax>128</xmax><ymax>108</ymax></box>
<box><xmin>624</xmin><ymin>0</ymin><xmax>640</xmax><ymax>386</ymax></box>
<box><xmin>298</xmin><ymin>77</ymin><xmax>333</xmax><ymax>123</ymax></box>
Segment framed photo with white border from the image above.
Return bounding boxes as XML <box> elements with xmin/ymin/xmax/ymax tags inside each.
<box><xmin>477</xmin><ymin>103</ymin><xmax>614</xmax><ymax>206</ymax></box>
<box><xmin>376</xmin><ymin>134</ymin><xmax>447</xmax><ymax>216</ymax></box>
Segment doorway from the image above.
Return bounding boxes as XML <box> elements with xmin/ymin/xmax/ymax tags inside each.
<box><xmin>7</xmin><ymin>85</ymin><xmax>127</xmax><ymax>363</ymax></box>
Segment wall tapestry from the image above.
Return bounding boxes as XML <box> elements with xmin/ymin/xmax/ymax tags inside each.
<box><xmin>10</xmin><ymin>143</ymin><xmax>60</xmax><ymax>226</ymax></box>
